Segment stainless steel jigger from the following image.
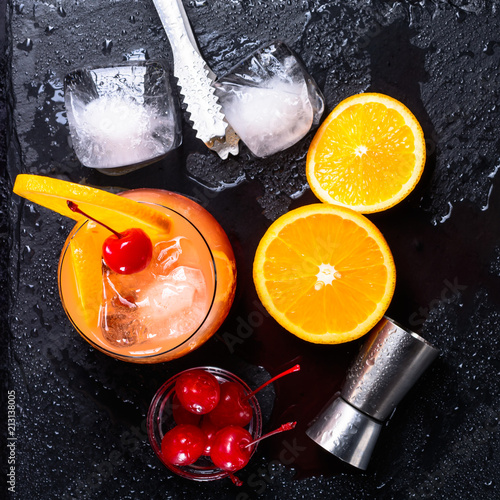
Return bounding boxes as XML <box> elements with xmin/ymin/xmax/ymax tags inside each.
<box><xmin>306</xmin><ymin>317</ymin><xmax>440</xmax><ymax>470</ymax></box>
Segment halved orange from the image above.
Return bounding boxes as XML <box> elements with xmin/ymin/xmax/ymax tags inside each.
<box><xmin>253</xmin><ymin>204</ymin><xmax>396</xmax><ymax>344</ymax></box>
<box><xmin>306</xmin><ymin>93</ymin><xmax>426</xmax><ymax>213</ymax></box>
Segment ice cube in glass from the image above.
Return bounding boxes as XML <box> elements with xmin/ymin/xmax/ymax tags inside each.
<box><xmin>215</xmin><ymin>41</ymin><xmax>324</xmax><ymax>158</ymax></box>
<box><xmin>99</xmin><ymin>226</ymin><xmax>212</xmax><ymax>350</ymax></box>
<box><xmin>64</xmin><ymin>60</ymin><xmax>181</xmax><ymax>174</ymax></box>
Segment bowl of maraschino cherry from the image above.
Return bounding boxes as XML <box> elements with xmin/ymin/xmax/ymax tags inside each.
<box><xmin>147</xmin><ymin>365</ymin><xmax>299</xmax><ymax>485</ymax></box>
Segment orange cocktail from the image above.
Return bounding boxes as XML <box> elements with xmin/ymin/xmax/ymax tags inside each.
<box><xmin>57</xmin><ymin>188</ymin><xmax>236</xmax><ymax>363</ymax></box>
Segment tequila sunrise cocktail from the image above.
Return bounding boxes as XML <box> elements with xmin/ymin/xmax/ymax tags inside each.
<box><xmin>59</xmin><ymin>188</ymin><xmax>236</xmax><ymax>363</ymax></box>
<box><xmin>13</xmin><ymin>176</ymin><xmax>236</xmax><ymax>363</ymax></box>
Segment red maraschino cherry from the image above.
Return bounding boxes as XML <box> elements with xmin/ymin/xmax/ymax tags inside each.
<box><xmin>210</xmin><ymin>425</ymin><xmax>252</xmax><ymax>472</ymax></box>
<box><xmin>200</xmin><ymin>417</ymin><xmax>219</xmax><ymax>456</ymax></box>
<box><xmin>208</xmin><ymin>382</ymin><xmax>250</xmax><ymax>428</ymax></box>
<box><xmin>175</xmin><ymin>369</ymin><xmax>220</xmax><ymax>415</ymax></box>
<box><xmin>102</xmin><ymin>228</ymin><xmax>152</xmax><ymax>274</ymax></box>
<box><xmin>67</xmin><ymin>201</ymin><xmax>152</xmax><ymax>274</ymax></box>
<box><xmin>209</xmin><ymin>364</ymin><xmax>300</xmax><ymax>428</ymax></box>
<box><xmin>161</xmin><ymin>424</ymin><xmax>206</xmax><ymax>466</ymax></box>
<box><xmin>172</xmin><ymin>394</ymin><xmax>201</xmax><ymax>426</ymax></box>
<box><xmin>211</xmin><ymin>421</ymin><xmax>296</xmax><ymax>472</ymax></box>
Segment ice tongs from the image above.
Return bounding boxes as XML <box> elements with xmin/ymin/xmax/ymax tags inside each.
<box><xmin>152</xmin><ymin>0</ymin><xmax>239</xmax><ymax>159</ymax></box>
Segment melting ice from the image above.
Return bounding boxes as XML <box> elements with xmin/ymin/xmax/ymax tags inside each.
<box><xmin>67</xmin><ymin>94</ymin><xmax>176</xmax><ymax>168</ymax></box>
<box><xmin>216</xmin><ymin>42</ymin><xmax>324</xmax><ymax>158</ymax></box>
<box><xmin>100</xmin><ymin>237</ymin><xmax>208</xmax><ymax>347</ymax></box>
<box><xmin>64</xmin><ymin>64</ymin><xmax>179</xmax><ymax>169</ymax></box>
<box><xmin>219</xmin><ymin>76</ymin><xmax>314</xmax><ymax>158</ymax></box>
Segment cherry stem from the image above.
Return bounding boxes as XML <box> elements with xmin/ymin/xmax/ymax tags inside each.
<box><xmin>67</xmin><ymin>201</ymin><xmax>122</xmax><ymax>239</ymax></box>
<box><xmin>245</xmin><ymin>364</ymin><xmax>300</xmax><ymax>400</ymax></box>
<box><xmin>243</xmin><ymin>421</ymin><xmax>297</xmax><ymax>449</ymax></box>
<box><xmin>228</xmin><ymin>472</ymin><xmax>243</xmax><ymax>487</ymax></box>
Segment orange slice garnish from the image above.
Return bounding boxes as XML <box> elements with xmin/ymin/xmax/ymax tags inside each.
<box><xmin>13</xmin><ymin>174</ymin><xmax>172</xmax><ymax>326</ymax></box>
<box><xmin>306</xmin><ymin>93</ymin><xmax>426</xmax><ymax>213</ymax></box>
<box><xmin>68</xmin><ymin>222</ymin><xmax>103</xmax><ymax>327</ymax></box>
<box><xmin>253</xmin><ymin>204</ymin><xmax>396</xmax><ymax>344</ymax></box>
<box><xmin>13</xmin><ymin>174</ymin><xmax>171</xmax><ymax>234</ymax></box>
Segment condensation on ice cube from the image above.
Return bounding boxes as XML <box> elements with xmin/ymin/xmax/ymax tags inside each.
<box><xmin>216</xmin><ymin>41</ymin><xmax>324</xmax><ymax>158</ymax></box>
<box><xmin>99</xmin><ymin>237</ymin><xmax>209</xmax><ymax>348</ymax></box>
<box><xmin>64</xmin><ymin>61</ymin><xmax>181</xmax><ymax>169</ymax></box>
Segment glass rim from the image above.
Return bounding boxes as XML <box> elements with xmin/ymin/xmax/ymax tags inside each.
<box><xmin>57</xmin><ymin>200</ymin><xmax>218</xmax><ymax>361</ymax></box>
<box><xmin>146</xmin><ymin>366</ymin><xmax>263</xmax><ymax>481</ymax></box>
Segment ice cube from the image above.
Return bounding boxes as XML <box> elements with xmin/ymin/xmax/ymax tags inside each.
<box><xmin>100</xmin><ymin>264</ymin><xmax>208</xmax><ymax>348</ymax></box>
<box><xmin>64</xmin><ymin>62</ymin><xmax>181</xmax><ymax>169</ymax></box>
<box><xmin>150</xmin><ymin>237</ymin><xmax>183</xmax><ymax>277</ymax></box>
<box><xmin>218</xmin><ymin>77</ymin><xmax>313</xmax><ymax>158</ymax></box>
<box><xmin>67</xmin><ymin>93</ymin><xmax>175</xmax><ymax>169</ymax></box>
<box><xmin>216</xmin><ymin>41</ymin><xmax>324</xmax><ymax>157</ymax></box>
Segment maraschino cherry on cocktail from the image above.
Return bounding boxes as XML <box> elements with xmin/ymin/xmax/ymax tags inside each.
<box><xmin>67</xmin><ymin>200</ymin><xmax>153</xmax><ymax>274</ymax></box>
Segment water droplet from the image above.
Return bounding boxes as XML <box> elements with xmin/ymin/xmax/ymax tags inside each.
<box><xmin>484</xmin><ymin>41</ymin><xmax>500</xmax><ymax>55</ymax></box>
<box><xmin>456</xmin><ymin>9</ymin><xmax>466</xmax><ymax>22</ymax></box>
<box><xmin>123</xmin><ymin>48</ymin><xmax>149</xmax><ymax>61</ymax></box>
<box><xmin>102</xmin><ymin>39</ymin><xmax>113</xmax><ymax>55</ymax></box>
<box><xmin>17</xmin><ymin>38</ymin><xmax>33</xmax><ymax>52</ymax></box>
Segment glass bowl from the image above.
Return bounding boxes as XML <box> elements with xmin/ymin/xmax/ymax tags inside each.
<box><xmin>147</xmin><ymin>366</ymin><xmax>262</xmax><ymax>481</ymax></box>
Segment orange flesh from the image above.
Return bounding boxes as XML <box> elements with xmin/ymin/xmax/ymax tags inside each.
<box><xmin>307</xmin><ymin>93</ymin><xmax>426</xmax><ymax>213</ymax></box>
<box><xmin>253</xmin><ymin>204</ymin><xmax>395</xmax><ymax>343</ymax></box>
<box><xmin>263</xmin><ymin>214</ymin><xmax>388</xmax><ymax>333</ymax></box>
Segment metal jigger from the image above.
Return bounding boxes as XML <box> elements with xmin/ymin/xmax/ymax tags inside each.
<box><xmin>306</xmin><ymin>317</ymin><xmax>440</xmax><ymax>470</ymax></box>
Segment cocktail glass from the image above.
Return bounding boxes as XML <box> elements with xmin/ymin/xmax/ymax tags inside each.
<box><xmin>58</xmin><ymin>188</ymin><xmax>236</xmax><ymax>363</ymax></box>
<box><xmin>147</xmin><ymin>366</ymin><xmax>262</xmax><ymax>481</ymax></box>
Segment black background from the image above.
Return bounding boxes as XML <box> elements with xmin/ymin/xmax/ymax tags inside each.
<box><xmin>2</xmin><ymin>1</ymin><xmax>500</xmax><ymax>499</ymax></box>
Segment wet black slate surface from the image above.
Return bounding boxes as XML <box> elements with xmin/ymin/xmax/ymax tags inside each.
<box><xmin>2</xmin><ymin>1</ymin><xmax>500</xmax><ymax>499</ymax></box>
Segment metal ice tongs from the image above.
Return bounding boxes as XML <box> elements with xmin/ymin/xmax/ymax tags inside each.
<box><xmin>152</xmin><ymin>0</ymin><xmax>239</xmax><ymax>159</ymax></box>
